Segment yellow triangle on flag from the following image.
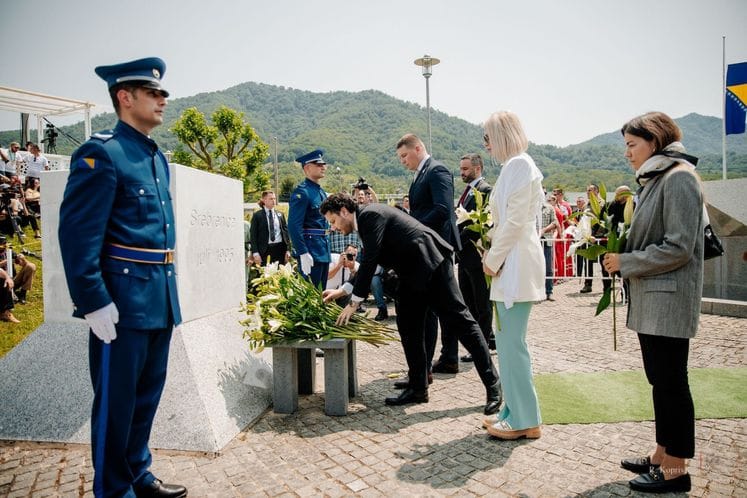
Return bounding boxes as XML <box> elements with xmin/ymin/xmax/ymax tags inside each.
<box><xmin>82</xmin><ymin>158</ymin><xmax>95</xmax><ymax>169</ymax></box>
<box><xmin>727</xmin><ymin>83</ymin><xmax>747</xmax><ymax>106</ymax></box>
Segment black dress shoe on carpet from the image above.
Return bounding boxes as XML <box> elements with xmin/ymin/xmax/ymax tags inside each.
<box><xmin>484</xmin><ymin>381</ymin><xmax>503</xmax><ymax>415</ymax></box>
<box><xmin>431</xmin><ymin>361</ymin><xmax>458</xmax><ymax>374</ymax></box>
<box><xmin>579</xmin><ymin>285</ymin><xmax>592</xmax><ymax>293</ymax></box>
<box><xmin>385</xmin><ymin>388</ymin><xmax>428</xmax><ymax>406</ymax></box>
<box><xmin>621</xmin><ymin>455</ymin><xmax>660</xmax><ymax>474</ymax></box>
<box><xmin>460</xmin><ymin>354</ymin><xmax>473</xmax><ymax>362</ymax></box>
<box><xmin>134</xmin><ymin>479</ymin><xmax>188</xmax><ymax>498</ymax></box>
<box><xmin>394</xmin><ymin>373</ymin><xmax>433</xmax><ymax>389</ymax></box>
<box><xmin>629</xmin><ymin>469</ymin><xmax>691</xmax><ymax>493</ymax></box>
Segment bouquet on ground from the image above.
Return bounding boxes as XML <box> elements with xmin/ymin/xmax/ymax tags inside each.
<box><xmin>242</xmin><ymin>262</ymin><xmax>398</xmax><ymax>352</ymax></box>
<box><xmin>569</xmin><ymin>184</ymin><xmax>634</xmax><ymax>350</ymax></box>
<box><xmin>455</xmin><ymin>189</ymin><xmax>500</xmax><ymax>331</ymax></box>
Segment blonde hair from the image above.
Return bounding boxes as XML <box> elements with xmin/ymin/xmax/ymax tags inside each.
<box><xmin>483</xmin><ymin>111</ymin><xmax>528</xmax><ymax>163</ymax></box>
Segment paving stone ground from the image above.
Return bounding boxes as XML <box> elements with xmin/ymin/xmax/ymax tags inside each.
<box><xmin>1</xmin><ymin>278</ymin><xmax>745</xmax><ymax>497</ymax></box>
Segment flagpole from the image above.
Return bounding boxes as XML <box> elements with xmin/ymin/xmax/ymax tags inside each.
<box><xmin>722</xmin><ymin>35</ymin><xmax>727</xmax><ymax>180</ymax></box>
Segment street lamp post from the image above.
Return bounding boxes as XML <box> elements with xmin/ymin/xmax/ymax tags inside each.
<box><xmin>414</xmin><ymin>54</ymin><xmax>440</xmax><ymax>152</ymax></box>
<box><xmin>273</xmin><ymin>137</ymin><xmax>279</xmax><ymax>194</ymax></box>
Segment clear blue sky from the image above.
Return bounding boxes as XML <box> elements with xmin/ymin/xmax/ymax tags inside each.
<box><xmin>1</xmin><ymin>0</ymin><xmax>745</xmax><ymax>146</ymax></box>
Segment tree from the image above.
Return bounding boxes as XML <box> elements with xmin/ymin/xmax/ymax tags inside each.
<box><xmin>279</xmin><ymin>177</ymin><xmax>296</xmax><ymax>202</ymax></box>
<box><xmin>171</xmin><ymin>106</ymin><xmax>271</xmax><ymax>199</ymax></box>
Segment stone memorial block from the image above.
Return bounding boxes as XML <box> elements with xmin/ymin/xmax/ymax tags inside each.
<box><xmin>0</xmin><ymin>165</ymin><xmax>270</xmax><ymax>453</ymax></box>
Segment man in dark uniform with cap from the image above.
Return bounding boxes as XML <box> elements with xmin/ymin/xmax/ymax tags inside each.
<box><xmin>288</xmin><ymin>149</ymin><xmax>331</xmax><ymax>288</ymax></box>
<box><xmin>58</xmin><ymin>57</ymin><xmax>186</xmax><ymax>498</ymax></box>
<box><xmin>287</xmin><ymin>149</ymin><xmax>331</xmax><ymax>392</ymax></box>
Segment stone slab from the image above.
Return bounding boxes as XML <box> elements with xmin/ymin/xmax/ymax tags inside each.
<box><xmin>0</xmin><ymin>309</ymin><xmax>272</xmax><ymax>453</ymax></box>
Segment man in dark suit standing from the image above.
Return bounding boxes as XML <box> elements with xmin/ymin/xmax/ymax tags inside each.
<box><xmin>454</xmin><ymin>154</ymin><xmax>496</xmax><ymax>362</ymax></box>
<box><xmin>250</xmin><ymin>190</ymin><xmax>289</xmax><ymax>266</ymax></box>
<box><xmin>320</xmin><ymin>194</ymin><xmax>501</xmax><ymax>413</ymax></box>
<box><xmin>396</xmin><ymin>133</ymin><xmax>461</xmax><ymax>374</ymax></box>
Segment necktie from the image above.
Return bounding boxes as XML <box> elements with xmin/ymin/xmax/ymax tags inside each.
<box><xmin>268</xmin><ymin>210</ymin><xmax>276</xmax><ymax>242</ymax></box>
<box><xmin>458</xmin><ymin>186</ymin><xmax>472</xmax><ymax>207</ymax></box>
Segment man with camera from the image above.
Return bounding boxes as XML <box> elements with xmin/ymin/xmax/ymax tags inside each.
<box><xmin>325</xmin><ymin>244</ymin><xmax>359</xmax><ymax>307</ymax></box>
<box><xmin>353</xmin><ymin>177</ymin><xmax>378</xmax><ymax>205</ymax></box>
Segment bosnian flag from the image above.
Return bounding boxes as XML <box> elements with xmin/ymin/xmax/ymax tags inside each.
<box><xmin>726</xmin><ymin>62</ymin><xmax>747</xmax><ymax>135</ymax></box>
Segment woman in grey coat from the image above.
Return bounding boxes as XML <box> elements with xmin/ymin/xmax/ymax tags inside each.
<box><xmin>604</xmin><ymin>112</ymin><xmax>703</xmax><ymax>494</ymax></box>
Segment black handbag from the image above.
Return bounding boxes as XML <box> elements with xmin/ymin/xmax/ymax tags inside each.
<box><xmin>703</xmin><ymin>224</ymin><xmax>724</xmax><ymax>260</ymax></box>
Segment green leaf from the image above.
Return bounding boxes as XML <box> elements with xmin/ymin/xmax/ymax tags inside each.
<box><xmin>595</xmin><ymin>288</ymin><xmax>612</xmax><ymax>316</ymax></box>
<box><xmin>576</xmin><ymin>244</ymin><xmax>608</xmax><ymax>260</ymax></box>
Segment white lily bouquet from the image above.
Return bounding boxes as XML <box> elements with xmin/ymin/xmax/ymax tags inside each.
<box><xmin>242</xmin><ymin>262</ymin><xmax>398</xmax><ymax>352</ymax></box>
<box><xmin>568</xmin><ymin>184</ymin><xmax>634</xmax><ymax>350</ymax></box>
<box><xmin>455</xmin><ymin>189</ymin><xmax>501</xmax><ymax>331</ymax></box>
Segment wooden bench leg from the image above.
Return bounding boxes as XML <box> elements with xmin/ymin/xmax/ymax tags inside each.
<box><xmin>272</xmin><ymin>347</ymin><xmax>298</xmax><ymax>414</ymax></box>
<box><xmin>323</xmin><ymin>347</ymin><xmax>348</xmax><ymax>416</ymax></box>
<box><xmin>297</xmin><ymin>349</ymin><xmax>315</xmax><ymax>394</ymax></box>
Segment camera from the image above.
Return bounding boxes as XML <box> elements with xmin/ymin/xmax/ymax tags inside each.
<box><xmin>353</xmin><ymin>177</ymin><xmax>369</xmax><ymax>191</ymax></box>
<box><xmin>345</xmin><ymin>253</ymin><xmax>355</xmax><ymax>261</ymax></box>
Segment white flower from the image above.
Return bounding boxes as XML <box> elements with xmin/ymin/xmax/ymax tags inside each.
<box><xmin>267</xmin><ymin>319</ymin><xmax>282</xmax><ymax>332</ymax></box>
<box><xmin>455</xmin><ymin>206</ymin><xmax>472</xmax><ymax>224</ymax></box>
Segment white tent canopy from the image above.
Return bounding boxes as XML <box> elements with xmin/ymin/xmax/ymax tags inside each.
<box><xmin>0</xmin><ymin>86</ymin><xmax>95</xmax><ymax>152</ymax></box>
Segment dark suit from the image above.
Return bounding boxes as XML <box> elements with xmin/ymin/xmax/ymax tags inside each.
<box><xmin>455</xmin><ymin>179</ymin><xmax>494</xmax><ymax>346</ymax></box>
<box><xmin>408</xmin><ymin>157</ymin><xmax>462</xmax><ymax>365</ymax></box>
<box><xmin>352</xmin><ymin>204</ymin><xmax>498</xmax><ymax>391</ymax></box>
<box><xmin>249</xmin><ymin>207</ymin><xmax>289</xmax><ymax>265</ymax></box>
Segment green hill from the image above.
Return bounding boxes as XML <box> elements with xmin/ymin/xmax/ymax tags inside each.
<box><xmin>2</xmin><ymin>83</ymin><xmax>745</xmax><ymax>194</ymax></box>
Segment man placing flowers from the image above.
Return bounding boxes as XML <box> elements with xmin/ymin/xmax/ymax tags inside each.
<box><xmin>320</xmin><ymin>193</ymin><xmax>502</xmax><ymax>414</ymax></box>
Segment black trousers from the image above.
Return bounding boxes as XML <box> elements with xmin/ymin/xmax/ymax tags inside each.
<box><xmin>638</xmin><ymin>333</ymin><xmax>695</xmax><ymax>458</ymax></box>
<box><xmin>394</xmin><ymin>258</ymin><xmax>498</xmax><ymax>391</ymax></box>
<box><xmin>458</xmin><ymin>263</ymin><xmax>493</xmax><ymax>344</ymax></box>
<box><xmin>260</xmin><ymin>242</ymin><xmax>287</xmax><ymax>266</ymax></box>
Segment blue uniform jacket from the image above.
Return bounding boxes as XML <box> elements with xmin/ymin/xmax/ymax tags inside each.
<box><xmin>287</xmin><ymin>178</ymin><xmax>330</xmax><ymax>262</ymax></box>
<box><xmin>59</xmin><ymin>120</ymin><xmax>182</xmax><ymax>329</ymax></box>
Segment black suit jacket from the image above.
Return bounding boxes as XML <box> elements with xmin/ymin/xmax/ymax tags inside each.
<box><xmin>249</xmin><ymin>207</ymin><xmax>289</xmax><ymax>257</ymax></box>
<box><xmin>457</xmin><ymin>178</ymin><xmax>492</xmax><ymax>268</ymax></box>
<box><xmin>408</xmin><ymin>157</ymin><xmax>461</xmax><ymax>250</ymax></box>
<box><xmin>351</xmin><ymin>203</ymin><xmax>453</xmax><ymax>299</ymax></box>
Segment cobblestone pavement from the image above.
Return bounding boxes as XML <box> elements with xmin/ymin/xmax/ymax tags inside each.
<box><xmin>2</xmin><ymin>279</ymin><xmax>746</xmax><ymax>497</ymax></box>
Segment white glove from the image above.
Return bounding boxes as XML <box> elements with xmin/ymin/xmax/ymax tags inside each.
<box><xmin>84</xmin><ymin>302</ymin><xmax>119</xmax><ymax>344</ymax></box>
<box><xmin>300</xmin><ymin>253</ymin><xmax>314</xmax><ymax>275</ymax></box>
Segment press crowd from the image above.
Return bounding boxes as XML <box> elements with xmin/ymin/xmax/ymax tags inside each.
<box><xmin>0</xmin><ymin>141</ymin><xmax>45</xmax><ymax>323</ymax></box>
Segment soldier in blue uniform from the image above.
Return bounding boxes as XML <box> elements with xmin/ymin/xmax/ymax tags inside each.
<box><xmin>58</xmin><ymin>58</ymin><xmax>187</xmax><ymax>498</ymax></box>
<box><xmin>288</xmin><ymin>149</ymin><xmax>331</xmax><ymax>288</ymax></box>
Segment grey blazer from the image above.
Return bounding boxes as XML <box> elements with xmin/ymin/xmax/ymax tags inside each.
<box><xmin>619</xmin><ymin>165</ymin><xmax>704</xmax><ymax>339</ymax></box>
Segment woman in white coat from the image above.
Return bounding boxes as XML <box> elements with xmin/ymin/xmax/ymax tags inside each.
<box><xmin>481</xmin><ymin>111</ymin><xmax>545</xmax><ymax>440</ymax></box>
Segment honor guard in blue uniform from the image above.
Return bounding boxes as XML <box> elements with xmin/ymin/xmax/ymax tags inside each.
<box><xmin>288</xmin><ymin>149</ymin><xmax>331</xmax><ymax>289</ymax></box>
<box><xmin>58</xmin><ymin>57</ymin><xmax>187</xmax><ymax>498</ymax></box>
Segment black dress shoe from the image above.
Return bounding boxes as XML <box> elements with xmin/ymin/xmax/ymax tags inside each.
<box><xmin>484</xmin><ymin>381</ymin><xmax>503</xmax><ymax>415</ymax></box>
<box><xmin>629</xmin><ymin>469</ymin><xmax>691</xmax><ymax>493</ymax></box>
<box><xmin>394</xmin><ymin>373</ymin><xmax>433</xmax><ymax>389</ymax></box>
<box><xmin>135</xmin><ymin>479</ymin><xmax>187</xmax><ymax>498</ymax></box>
<box><xmin>621</xmin><ymin>455</ymin><xmax>660</xmax><ymax>474</ymax></box>
<box><xmin>460</xmin><ymin>354</ymin><xmax>473</xmax><ymax>362</ymax></box>
<box><xmin>488</xmin><ymin>337</ymin><xmax>496</xmax><ymax>350</ymax></box>
<box><xmin>431</xmin><ymin>361</ymin><xmax>458</xmax><ymax>374</ymax></box>
<box><xmin>385</xmin><ymin>388</ymin><xmax>428</xmax><ymax>406</ymax></box>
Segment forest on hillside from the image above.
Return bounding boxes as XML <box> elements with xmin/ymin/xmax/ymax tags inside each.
<box><xmin>2</xmin><ymin>83</ymin><xmax>745</xmax><ymax>197</ymax></box>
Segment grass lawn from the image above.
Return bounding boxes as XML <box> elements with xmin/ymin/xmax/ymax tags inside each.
<box><xmin>0</xmin><ymin>226</ymin><xmax>45</xmax><ymax>358</ymax></box>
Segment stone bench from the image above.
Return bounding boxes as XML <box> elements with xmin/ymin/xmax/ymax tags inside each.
<box><xmin>271</xmin><ymin>338</ymin><xmax>358</xmax><ymax>416</ymax></box>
